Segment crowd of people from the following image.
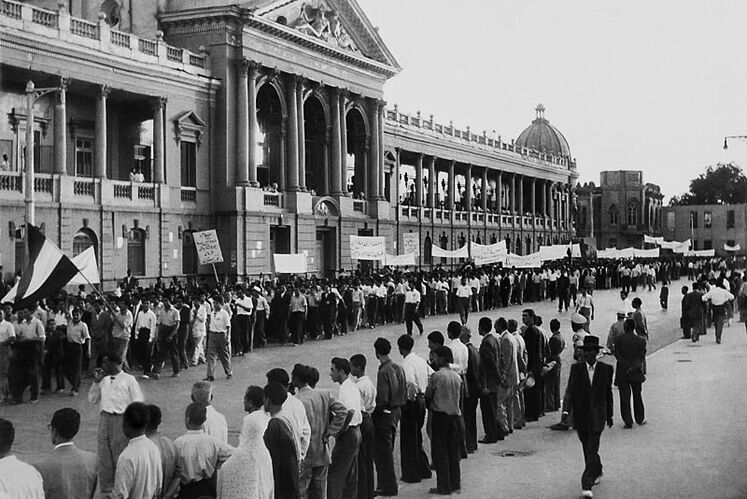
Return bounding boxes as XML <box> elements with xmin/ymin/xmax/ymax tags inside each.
<box><xmin>0</xmin><ymin>255</ymin><xmax>745</xmax><ymax>498</ymax></box>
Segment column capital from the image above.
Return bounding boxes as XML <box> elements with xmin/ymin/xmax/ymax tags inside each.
<box><xmin>100</xmin><ymin>84</ymin><xmax>110</xmax><ymax>98</ymax></box>
<box><xmin>236</xmin><ymin>57</ymin><xmax>250</xmax><ymax>76</ymax></box>
<box><xmin>150</xmin><ymin>96</ymin><xmax>167</xmax><ymax>111</ymax></box>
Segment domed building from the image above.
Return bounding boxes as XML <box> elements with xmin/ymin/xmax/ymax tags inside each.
<box><xmin>516</xmin><ymin>104</ymin><xmax>573</xmax><ymax>161</ymax></box>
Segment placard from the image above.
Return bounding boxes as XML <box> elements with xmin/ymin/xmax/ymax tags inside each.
<box><xmin>273</xmin><ymin>253</ymin><xmax>308</xmax><ymax>274</ymax></box>
<box><xmin>505</xmin><ymin>252</ymin><xmax>542</xmax><ymax>268</ymax></box>
<box><xmin>431</xmin><ymin>244</ymin><xmax>468</xmax><ymax>259</ymax></box>
<box><xmin>471</xmin><ymin>241</ymin><xmax>508</xmax><ymax>265</ymax></box>
<box><xmin>385</xmin><ymin>253</ymin><xmax>416</xmax><ymax>266</ymax></box>
<box><xmin>402</xmin><ymin>232</ymin><xmax>420</xmax><ymax>256</ymax></box>
<box><xmin>634</xmin><ymin>248</ymin><xmax>660</xmax><ymax>258</ymax></box>
<box><xmin>193</xmin><ymin>229</ymin><xmax>224</xmax><ymax>265</ymax></box>
<box><xmin>350</xmin><ymin>235</ymin><xmax>386</xmax><ymax>261</ymax></box>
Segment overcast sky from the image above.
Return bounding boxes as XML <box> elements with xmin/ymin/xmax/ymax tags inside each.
<box><xmin>358</xmin><ymin>0</ymin><xmax>747</xmax><ymax>201</ymax></box>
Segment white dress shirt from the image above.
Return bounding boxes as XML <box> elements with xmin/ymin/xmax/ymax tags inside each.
<box><xmin>192</xmin><ymin>304</ymin><xmax>207</xmax><ymax>336</ymax></box>
<box><xmin>404</xmin><ymin>289</ymin><xmax>421</xmax><ymax>304</ymax></box>
<box><xmin>0</xmin><ymin>319</ymin><xmax>16</xmax><ymax>343</ymax></box>
<box><xmin>282</xmin><ymin>393</ymin><xmax>311</xmax><ymax>460</ymax></box>
<box><xmin>400</xmin><ymin>352</ymin><xmax>432</xmax><ymax>394</ymax></box>
<box><xmin>235</xmin><ymin>296</ymin><xmax>254</xmax><ymax>316</ymax></box>
<box><xmin>587</xmin><ymin>362</ymin><xmax>596</xmax><ymax>382</ymax></box>
<box><xmin>446</xmin><ymin>338</ymin><xmax>469</xmax><ymax>375</ymax></box>
<box><xmin>0</xmin><ymin>455</ymin><xmax>44</xmax><ymax>499</ymax></box>
<box><xmin>135</xmin><ymin>309</ymin><xmax>158</xmax><ymax>342</ymax></box>
<box><xmin>203</xmin><ymin>405</ymin><xmax>229</xmax><ymax>443</ymax></box>
<box><xmin>456</xmin><ymin>284</ymin><xmax>472</xmax><ymax>298</ymax></box>
<box><xmin>702</xmin><ymin>287</ymin><xmax>735</xmax><ymax>306</ymax></box>
<box><xmin>338</xmin><ymin>377</ymin><xmax>363</xmax><ymax>427</ymax></box>
<box><xmin>173</xmin><ymin>431</ymin><xmax>234</xmax><ymax>484</ymax></box>
<box><xmin>88</xmin><ymin>371</ymin><xmax>144</xmax><ymax>414</ymax></box>
<box><xmin>210</xmin><ymin>309</ymin><xmax>231</xmax><ymax>333</ymax></box>
<box><xmin>113</xmin><ymin>435</ymin><xmax>163</xmax><ymax>499</ymax></box>
<box><xmin>354</xmin><ymin>375</ymin><xmax>377</xmax><ymax>414</ymax></box>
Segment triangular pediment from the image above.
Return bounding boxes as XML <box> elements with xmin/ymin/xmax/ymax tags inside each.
<box><xmin>254</xmin><ymin>0</ymin><xmax>400</xmax><ymax>72</ymax></box>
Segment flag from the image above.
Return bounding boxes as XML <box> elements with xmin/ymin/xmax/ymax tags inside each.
<box><xmin>68</xmin><ymin>246</ymin><xmax>100</xmax><ymax>285</ymax></box>
<box><xmin>2</xmin><ymin>224</ymin><xmax>79</xmax><ymax>308</ymax></box>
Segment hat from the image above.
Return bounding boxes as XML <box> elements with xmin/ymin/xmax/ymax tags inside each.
<box><xmin>571</xmin><ymin>313</ymin><xmax>587</xmax><ymax>325</ymax></box>
<box><xmin>252</xmin><ymin>286</ymin><xmax>262</xmax><ymax>293</ymax></box>
<box><xmin>582</xmin><ymin>335</ymin><xmax>603</xmax><ymax>350</ymax></box>
<box><xmin>616</xmin><ymin>310</ymin><xmax>626</xmax><ymax>318</ymax></box>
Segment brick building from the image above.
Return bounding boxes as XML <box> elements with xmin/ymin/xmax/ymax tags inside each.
<box><xmin>663</xmin><ymin>204</ymin><xmax>747</xmax><ymax>256</ymax></box>
<box><xmin>0</xmin><ymin>0</ymin><xmax>578</xmax><ymax>287</ymax></box>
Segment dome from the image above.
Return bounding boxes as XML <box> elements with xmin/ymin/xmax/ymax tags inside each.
<box><xmin>515</xmin><ymin>104</ymin><xmax>571</xmax><ymax>158</ymax></box>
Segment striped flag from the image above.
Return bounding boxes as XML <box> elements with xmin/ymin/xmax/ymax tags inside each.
<box><xmin>3</xmin><ymin>224</ymin><xmax>79</xmax><ymax>308</ymax></box>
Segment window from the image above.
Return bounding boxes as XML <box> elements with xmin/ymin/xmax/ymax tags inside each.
<box><xmin>127</xmin><ymin>228</ymin><xmax>146</xmax><ymax>276</ymax></box>
<box><xmin>581</xmin><ymin>207</ymin><xmax>587</xmax><ymax>228</ymax></box>
<box><xmin>690</xmin><ymin>211</ymin><xmax>698</xmax><ymax>229</ymax></box>
<box><xmin>182</xmin><ymin>231</ymin><xmax>198</xmax><ymax>275</ymax></box>
<box><xmin>609</xmin><ymin>205</ymin><xmax>619</xmax><ymax>225</ymax></box>
<box><xmin>180</xmin><ymin>141</ymin><xmax>196</xmax><ymax>187</ymax></box>
<box><xmin>608</xmin><ymin>238</ymin><xmax>617</xmax><ymax>249</ymax></box>
<box><xmin>424</xmin><ymin>235</ymin><xmax>432</xmax><ymax>265</ymax></box>
<box><xmin>75</xmin><ymin>138</ymin><xmax>94</xmax><ymax>177</ymax></box>
<box><xmin>703</xmin><ymin>240</ymin><xmax>712</xmax><ymax>250</ymax></box>
<box><xmin>627</xmin><ymin>201</ymin><xmax>638</xmax><ymax>226</ymax></box>
<box><xmin>693</xmin><ymin>240</ymin><xmax>699</xmax><ymax>250</ymax></box>
<box><xmin>704</xmin><ymin>212</ymin><xmax>712</xmax><ymax>228</ymax></box>
<box><xmin>72</xmin><ymin>229</ymin><xmax>98</xmax><ymax>263</ymax></box>
<box><xmin>727</xmin><ymin>210</ymin><xmax>735</xmax><ymax>229</ymax></box>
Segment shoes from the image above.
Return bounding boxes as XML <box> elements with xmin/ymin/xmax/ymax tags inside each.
<box><xmin>71</xmin><ymin>390</ymin><xmax>79</xmax><ymax>397</ymax></box>
<box><xmin>203</xmin><ymin>376</ymin><xmax>215</xmax><ymax>382</ymax></box>
<box><xmin>582</xmin><ymin>489</ymin><xmax>593</xmax><ymax>498</ymax></box>
<box><xmin>226</xmin><ymin>374</ymin><xmax>233</xmax><ymax>379</ymax></box>
<box><xmin>140</xmin><ymin>374</ymin><xmax>151</xmax><ymax>379</ymax></box>
<box><xmin>150</xmin><ymin>373</ymin><xmax>160</xmax><ymax>380</ymax></box>
<box><xmin>170</xmin><ymin>373</ymin><xmax>179</xmax><ymax>378</ymax></box>
<box><xmin>638</xmin><ymin>420</ymin><xmax>647</xmax><ymax>426</ymax></box>
<box><xmin>54</xmin><ymin>388</ymin><xmax>65</xmax><ymax>394</ymax></box>
<box><xmin>478</xmin><ymin>438</ymin><xmax>497</xmax><ymax>444</ymax></box>
<box><xmin>428</xmin><ymin>488</ymin><xmax>451</xmax><ymax>495</ymax></box>
<box><xmin>373</xmin><ymin>489</ymin><xmax>397</xmax><ymax>497</ymax></box>
<box><xmin>623</xmin><ymin>423</ymin><xmax>633</xmax><ymax>429</ymax></box>
<box><xmin>594</xmin><ymin>473</ymin><xmax>603</xmax><ymax>485</ymax></box>
<box><xmin>29</xmin><ymin>399</ymin><xmax>39</xmax><ymax>405</ymax></box>
<box><xmin>549</xmin><ymin>423</ymin><xmax>570</xmax><ymax>431</ymax></box>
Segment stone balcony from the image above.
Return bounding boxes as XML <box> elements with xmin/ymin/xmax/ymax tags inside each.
<box><xmin>0</xmin><ymin>0</ymin><xmax>210</xmax><ymax>78</ymax></box>
<box><xmin>395</xmin><ymin>203</ymin><xmax>565</xmax><ymax>230</ymax></box>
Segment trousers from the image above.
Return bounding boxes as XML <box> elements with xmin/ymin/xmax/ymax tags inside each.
<box><xmin>372</xmin><ymin>408</ymin><xmax>400</xmax><ymax>495</ymax></box>
<box><xmin>357</xmin><ymin>413</ymin><xmax>375</xmax><ymax>499</ymax></box>
<box><xmin>206</xmin><ymin>331</ymin><xmax>232</xmax><ymax>378</ymax></box>
<box><xmin>97</xmin><ymin>412</ymin><xmax>128</xmax><ymax>493</ymax></box>
<box><xmin>328</xmin><ymin>426</ymin><xmax>361</xmax><ymax>499</ymax></box>
<box><xmin>618</xmin><ymin>380</ymin><xmax>645</xmax><ymax>426</ymax></box>
<box><xmin>431</xmin><ymin>412</ymin><xmax>461</xmax><ymax>494</ymax></box>
<box><xmin>400</xmin><ymin>398</ymin><xmax>431</xmax><ymax>482</ymax></box>
<box><xmin>577</xmin><ymin>430</ymin><xmax>603</xmax><ymax>490</ymax></box>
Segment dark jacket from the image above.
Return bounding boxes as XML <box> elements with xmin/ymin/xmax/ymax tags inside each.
<box><xmin>566</xmin><ymin>360</ymin><xmax>614</xmax><ymax>432</ymax></box>
<box><xmin>464</xmin><ymin>342</ymin><xmax>482</xmax><ymax>399</ymax></box>
<box><xmin>479</xmin><ymin>333</ymin><xmax>503</xmax><ymax>392</ymax></box>
<box><xmin>613</xmin><ymin>332</ymin><xmax>647</xmax><ymax>384</ymax></box>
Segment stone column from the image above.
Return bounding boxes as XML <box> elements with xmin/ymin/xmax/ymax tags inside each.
<box><xmin>496</xmin><ymin>171</ymin><xmax>502</xmax><ymax>212</ymax></box>
<box><xmin>510</xmin><ymin>173</ymin><xmax>516</xmax><ymax>213</ymax></box>
<box><xmin>286</xmin><ymin>75</ymin><xmax>299</xmax><ymax>191</ymax></box>
<box><xmin>428</xmin><ymin>156</ymin><xmax>436</xmax><ymax>208</ymax></box>
<box><xmin>378</xmin><ymin>103</ymin><xmax>385</xmax><ymax>199</ymax></box>
<box><xmin>481</xmin><ymin>167</ymin><xmax>488</xmax><ymax>212</ymax></box>
<box><xmin>279</xmin><ymin>117</ymin><xmax>287</xmax><ymax>191</ymax></box>
<box><xmin>54</xmin><ymin>78</ymin><xmax>67</xmax><ymax>175</ymax></box>
<box><xmin>545</xmin><ymin>180</ymin><xmax>550</xmax><ymax>216</ymax></box>
<box><xmin>531</xmin><ymin>177</ymin><xmax>536</xmax><ymax>218</ymax></box>
<box><xmin>248</xmin><ymin>62</ymin><xmax>260</xmax><ymax>187</ymax></box>
<box><xmin>330</xmin><ymin>89</ymin><xmax>343</xmax><ymax>196</ymax></box>
<box><xmin>297</xmin><ymin>78</ymin><xmax>306</xmax><ymax>191</ymax></box>
<box><xmin>448</xmin><ymin>160</ymin><xmax>455</xmax><ymax>211</ymax></box>
<box><xmin>323</xmin><ymin>127</ymin><xmax>330</xmax><ymax>195</ymax></box>
<box><xmin>235</xmin><ymin>59</ymin><xmax>249</xmax><ymax>185</ymax></box>
<box><xmin>415</xmin><ymin>153</ymin><xmax>423</xmax><ymax>207</ymax></box>
<box><xmin>465</xmin><ymin>164</ymin><xmax>472</xmax><ymax>212</ymax></box>
<box><xmin>152</xmin><ymin>96</ymin><xmax>166</xmax><ymax>183</ymax></box>
<box><xmin>518</xmin><ymin>174</ymin><xmax>524</xmax><ymax>216</ymax></box>
<box><xmin>368</xmin><ymin>98</ymin><xmax>380</xmax><ymax>200</ymax></box>
<box><xmin>551</xmin><ymin>182</ymin><xmax>556</xmax><ymax>221</ymax></box>
<box><xmin>394</xmin><ymin>148</ymin><xmax>401</xmax><ymax>205</ymax></box>
<box><xmin>340</xmin><ymin>91</ymin><xmax>348</xmax><ymax>195</ymax></box>
<box><xmin>94</xmin><ymin>85</ymin><xmax>109</xmax><ymax>179</ymax></box>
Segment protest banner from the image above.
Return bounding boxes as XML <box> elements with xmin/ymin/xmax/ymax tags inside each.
<box><xmin>644</xmin><ymin>235</ymin><xmax>664</xmax><ymax>245</ymax></box>
<box><xmin>350</xmin><ymin>235</ymin><xmax>386</xmax><ymax>261</ymax></box>
<box><xmin>402</xmin><ymin>232</ymin><xmax>420</xmax><ymax>256</ymax></box>
<box><xmin>193</xmin><ymin>230</ymin><xmax>224</xmax><ymax>265</ymax></box>
<box><xmin>384</xmin><ymin>253</ymin><xmax>416</xmax><ymax>266</ymax></box>
<box><xmin>724</xmin><ymin>243</ymin><xmax>741</xmax><ymax>252</ymax></box>
<box><xmin>431</xmin><ymin>244</ymin><xmax>468</xmax><ymax>259</ymax></box>
<box><xmin>505</xmin><ymin>252</ymin><xmax>542</xmax><ymax>268</ymax></box>
<box><xmin>538</xmin><ymin>244</ymin><xmax>581</xmax><ymax>261</ymax></box>
<box><xmin>273</xmin><ymin>254</ymin><xmax>308</xmax><ymax>274</ymax></box>
<box><xmin>634</xmin><ymin>248</ymin><xmax>660</xmax><ymax>258</ymax></box>
<box><xmin>471</xmin><ymin>241</ymin><xmax>508</xmax><ymax>265</ymax></box>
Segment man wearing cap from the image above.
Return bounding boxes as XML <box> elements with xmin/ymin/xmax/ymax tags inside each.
<box><xmin>606</xmin><ymin>311</ymin><xmax>627</xmax><ymax>356</ymax></box>
<box><xmin>565</xmin><ymin>335</ymin><xmax>614</xmax><ymax>498</ymax></box>
<box><xmin>550</xmin><ymin>312</ymin><xmax>588</xmax><ymax>431</ymax></box>
<box><xmin>614</xmin><ymin>318</ymin><xmax>647</xmax><ymax>429</ymax></box>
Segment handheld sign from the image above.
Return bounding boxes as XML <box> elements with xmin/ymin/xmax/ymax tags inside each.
<box><xmin>193</xmin><ymin>230</ymin><xmax>224</xmax><ymax>265</ymax></box>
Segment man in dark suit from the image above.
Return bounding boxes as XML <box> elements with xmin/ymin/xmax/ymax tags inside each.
<box><xmin>33</xmin><ymin>407</ymin><xmax>98</xmax><ymax>499</ymax></box>
<box><xmin>614</xmin><ymin>318</ymin><xmax>647</xmax><ymax>428</ymax></box>
<box><xmin>477</xmin><ymin>317</ymin><xmax>503</xmax><ymax>443</ymax></box>
<box><xmin>565</xmin><ymin>335</ymin><xmax>614</xmax><ymax>498</ymax></box>
<box><xmin>460</xmin><ymin>326</ymin><xmax>482</xmax><ymax>453</ymax></box>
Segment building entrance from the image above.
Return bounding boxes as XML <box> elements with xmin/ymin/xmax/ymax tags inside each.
<box><xmin>314</xmin><ymin>228</ymin><xmax>336</xmax><ymax>277</ymax></box>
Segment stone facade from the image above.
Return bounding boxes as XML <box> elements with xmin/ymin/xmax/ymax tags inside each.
<box><xmin>575</xmin><ymin>171</ymin><xmax>664</xmax><ymax>249</ymax></box>
<box><xmin>663</xmin><ymin>204</ymin><xmax>747</xmax><ymax>256</ymax></box>
<box><xmin>0</xmin><ymin>0</ymin><xmax>578</xmax><ymax>288</ymax></box>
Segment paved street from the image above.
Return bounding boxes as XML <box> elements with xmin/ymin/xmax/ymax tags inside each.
<box><xmin>6</xmin><ymin>278</ymin><xmax>747</xmax><ymax>498</ymax></box>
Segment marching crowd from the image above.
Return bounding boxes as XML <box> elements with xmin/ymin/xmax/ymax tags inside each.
<box><xmin>0</xmin><ymin>255</ymin><xmax>746</xmax><ymax>498</ymax></box>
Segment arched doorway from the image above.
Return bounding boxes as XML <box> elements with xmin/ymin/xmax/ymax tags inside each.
<box><xmin>182</xmin><ymin>231</ymin><xmax>198</xmax><ymax>275</ymax></box>
<box><xmin>73</xmin><ymin>228</ymin><xmax>99</xmax><ymax>262</ymax></box>
<box><xmin>424</xmin><ymin>233</ymin><xmax>432</xmax><ymax>265</ymax></box>
<box><xmin>345</xmin><ymin>108</ymin><xmax>367</xmax><ymax>198</ymax></box>
<box><xmin>304</xmin><ymin>94</ymin><xmax>328</xmax><ymax>195</ymax></box>
<box><xmin>127</xmin><ymin>228</ymin><xmax>146</xmax><ymax>276</ymax></box>
<box><xmin>256</xmin><ymin>83</ymin><xmax>284</xmax><ymax>188</ymax></box>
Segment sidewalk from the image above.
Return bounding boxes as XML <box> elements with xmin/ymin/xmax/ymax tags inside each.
<box><xmin>399</xmin><ymin>315</ymin><xmax>747</xmax><ymax>498</ymax></box>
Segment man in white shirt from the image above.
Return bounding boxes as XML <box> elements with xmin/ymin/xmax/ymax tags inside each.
<box><xmin>88</xmin><ymin>351</ymin><xmax>144</xmax><ymax>494</ymax></box>
<box><xmin>456</xmin><ymin>277</ymin><xmax>472</xmax><ymax>325</ymax></box>
<box><xmin>404</xmin><ymin>282</ymin><xmax>424</xmax><ymax>335</ymax></box>
<box><xmin>191</xmin><ymin>381</ymin><xmax>228</xmax><ymax>443</ymax></box>
<box><xmin>9</xmin><ymin>307</ymin><xmax>45</xmax><ymax>404</ymax></box>
<box><xmin>205</xmin><ymin>298</ymin><xmax>232</xmax><ymax>382</ymax></box>
<box><xmin>191</xmin><ymin>297</ymin><xmax>208</xmax><ymax>365</ymax></box>
<box><xmin>446</xmin><ymin>321</ymin><xmax>469</xmax><ymax>375</ymax></box>
<box><xmin>350</xmin><ymin>354</ymin><xmax>376</xmax><ymax>499</ymax></box>
<box><xmin>233</xmin><ymin>287</ymin><xmax>254</xmax><ymax>356</ymax></box>
<box><xmin>239</xmin><ymin>385</ymin><xmax>271</xmax><ymax>447</ymax></box>
<box><xmin>0</xmin><ymin>305</ymin><xmax>17</xmax><ymax>403</ymax></box>
<box><xmin>113</xmin><ymin>402</ymin><xmax>163</xmax><ymax>499</ymax></box>
<box><xmin>328</xmin><ymin>357</ymin><xmax>363</xmax><ymax>499</ymax></box>
<box><xmin>702</xmin><ymin>283</ymin><xmax>735</xmax><ymax>344</ymax></box>
<box><xmin>266</xmin><ymin>368</ymin><xmax>311</xmax><ymax>461</ymax></box>
<box><xmin>396</xmin><ymin>334</ymin><xmax>433</xmax><ymax>483</ymax></box>
<box><xmin>0</xmin><ymin>418</ymin><xmax>44</xmax><ymax>498</ymax></box>
<box><xmin>65</xmin><ymin>308</ymin><xmax>91</xmax><ymax>396</ymax></box>
<box><xmin>134</xmin><ymin>301</ymin><xmax>156</xmax><ymax>376</ymax></box>
<box><xmin>111</xmin><ymin>299</ymin><xmax>133</xmax><ymax>370</ymax></box>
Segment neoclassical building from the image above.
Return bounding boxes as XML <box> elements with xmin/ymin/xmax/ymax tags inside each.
<box><xmin>575</xmin><ymin>171</ymin><xmax>664</xmax><ymax>249</ymax></box>
<box><xmin>0</xmin><ymin>0</ymin><xmax>578</xmax><ymax>286</ymax></box>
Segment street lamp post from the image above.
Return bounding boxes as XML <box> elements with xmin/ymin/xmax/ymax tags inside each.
<box><xmin>723</xmin><ymin>135</ymin><xmax>747</xmax><ymax>150</ymax></box>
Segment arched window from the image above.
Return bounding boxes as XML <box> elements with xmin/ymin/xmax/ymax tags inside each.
<box><xmin>182</xmin><ymin>231</ymin><xmax>198</xmax><ymax>275</ymax></box>
<box><xmin>424</xmin><ymin>234</ymin><xmax>432</xmax><ymax>265</ymax></box>
<box><xmin>609</xmin><ymin>205</ymin><xmax>619</xmax><ymax>225</ymax></box>
<box><xmin>73</xmin><ymin>228</ymin><xmax>98</xmax><ymax>262</ymax></box>
<box><xmin>581</xmin><ymin>207</ymin><xmax>587</xmax><ymax>228</ymax></box>
<box><xmin>627</xmin><ymin>200</ymin><xmax>638</xmax><ymax>226</ymax></box>
<box><xmin>127</xmin><ymin>228</ymin><xmax>146</xmax><ymax>276</ymax></box>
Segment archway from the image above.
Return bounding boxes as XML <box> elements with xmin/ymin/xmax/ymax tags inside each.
<box><xmin>424</xmin><ymin>233</ymin><xmax>432</xmax><ymax>265</ymax></box>
<box><xmin>256</xmin><ymin>83</ymin><xmax>284</xmax><ymax>188</ymax></box>
<box><xmin>304</xmin><ymin>94</ymin><xmax>328</xmax><ymax>195</ymax></box>
<box><xmin>73</xmin><ymin>228</ymin><xmax>99</xmax><ymax>263</ymax></box>
<box><xmin>127</xmin><ymin>228</ymin><xmax>146</xmax><ymax>276</ymax></box>
<box><xmin>182</xmin><ymin>231</ymin><xmax>198</xmax><ymax>275</ymax></box>
<box><xmin>345</xmin><ymin>108</ymin><xmax>367</xmax><ymax>198</ymax></box>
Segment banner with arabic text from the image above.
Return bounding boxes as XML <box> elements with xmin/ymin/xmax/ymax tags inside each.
<box><xmin>350</xmin><ymin>235</ymin><xmax>386</xmax><ymax>261</ymax></box>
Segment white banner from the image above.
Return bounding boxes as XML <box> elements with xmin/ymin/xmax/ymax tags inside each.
<box><xmin>68</xmin><ymin>247</ymin><xmax>100</xmax><ymax>285</ymax></box>
<box><xmin>471</xmin><ymin>241</ymin><xmax>508</xmax><ymax>265</ymax></box>
<box><xmin>724</xmin><ymin>243</ymin><xmax>742</xmax><ymax>252</ymax></box>
<box><xmin>505</xmin><ymin>252</ymin><xmax>543</xmax><ymax>268</ymax></box>
<box><xmin>538</xmin><ymin>244</ymin><xmax>581</xmax><ymax>261</ymax></box>
<box><xmin>431</xmin><ymin>244</ymin><xmax>469</xmax><ymax>259</ymax></box>
<box><xmin>193</xmin><ymin>230</ymin><xmax>224</xmax><ymax>265</ymax></box>
<box><xmin>273</xmin><ymin>254</ymin><xmax>308</xmax><ymax>274</ymax></box>
<box><xmin>672</xmin><ymin>239</ymin><xmax>692</xmax><ymax>253</ymax></box>
<box><xmin>350</xmin><ymin>235</ymin><xmax>386</xmax><ymax>261</ymax></box>
<box><xmin>634</xmin><ymin>248</ymin><xmax>660</xmax><ymax>258</ymax></box>
<box><xmin>644</xmin><ymin>235</ymin><xmax>664</xmax><ymax>245</ymax></box>
<box><xmin>385</xmin><ymin>253</ymin><xmax>416</xmax><ymax>266</ymax></box>
<box><xmin>402</xmin><ymin>232</ymin><xmax>420</xmax><ymax>256</ymax></box>
<box><xmin>684</xmin><ymin>249</ymin><xmax>716</xmax><ymax>257</ymax></box>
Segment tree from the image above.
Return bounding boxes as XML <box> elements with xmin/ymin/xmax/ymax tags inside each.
<box><xmin>669</xmin><ymin>163</ymin><xmax>747</xmax><ymax>206</ymax></box>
